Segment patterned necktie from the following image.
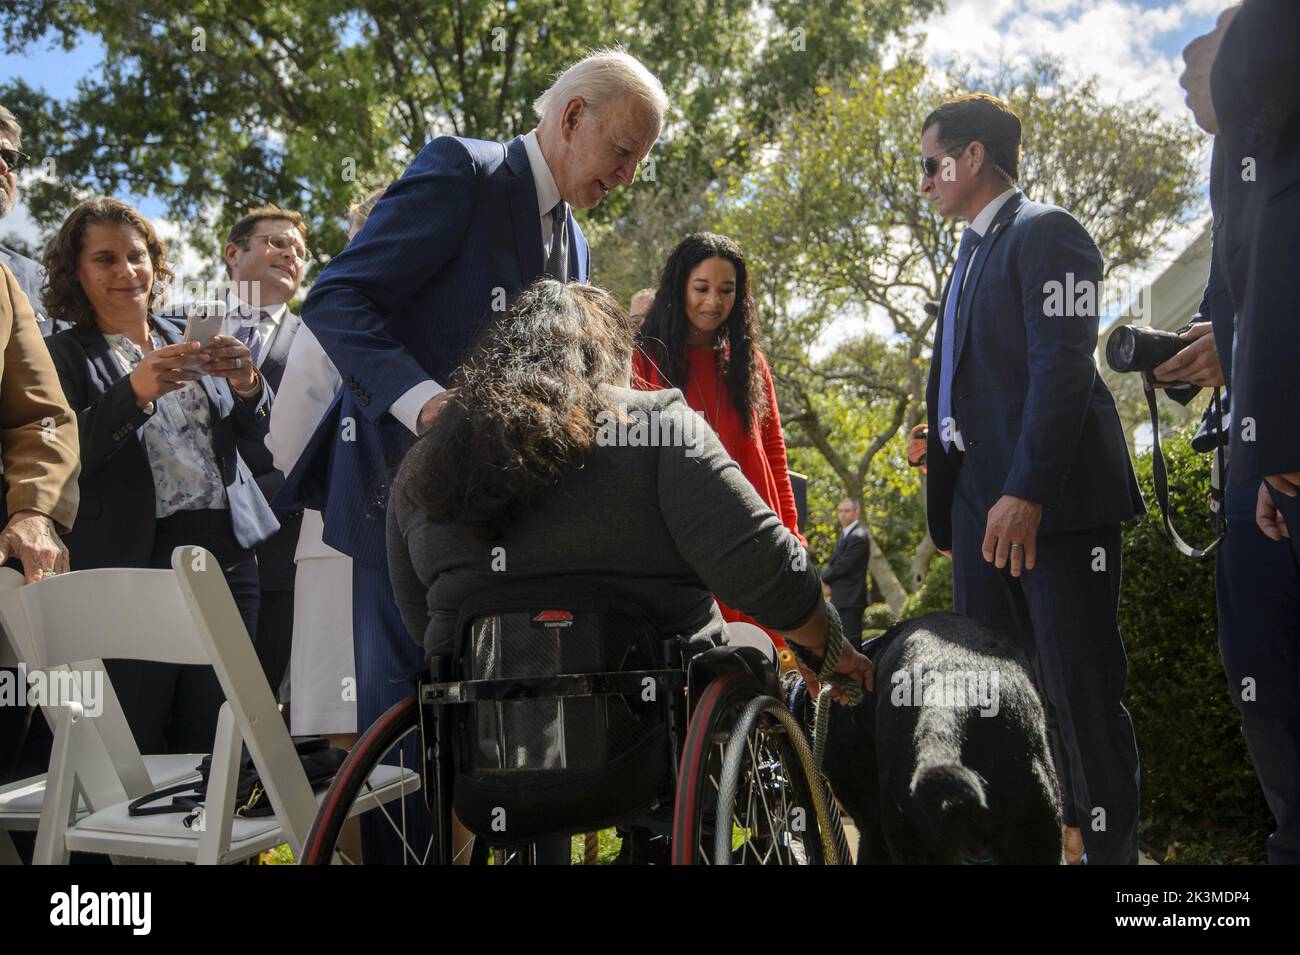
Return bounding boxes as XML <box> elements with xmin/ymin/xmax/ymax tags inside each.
<box><xmin>545</xmin><ymin>201</ymin><xmax>569</xmax><ymax>280</ymax></box>
<box><xmin>234</xmin><ymin>313</ymin><xmax>264</xmax><ymax>366</ymax></box>
<box><xmin>937</xmin><ymin>228</ymin><xmax>983</xmax><ymax>453</ymax></box>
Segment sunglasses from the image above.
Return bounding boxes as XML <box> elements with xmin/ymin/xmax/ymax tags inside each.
<box><xmin>0</xmin><ymin>147</ymin><xmax>32</xmax><ymax>173</ymax></box>
<box><xmin>920</xmin><ymin>143</ymin><xmax>967</xmax><ymax>179</ymax></box>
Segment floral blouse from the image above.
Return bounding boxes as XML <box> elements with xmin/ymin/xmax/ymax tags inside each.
<box><xmin>104</xmin><ymin>328</ymin><xmax>228</xmax><ymax>517</ymax></box>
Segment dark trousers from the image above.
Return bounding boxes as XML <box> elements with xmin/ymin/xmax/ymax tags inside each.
<box><xmin>835</xmin><ymin>604</ymin><xmax>865</xmax><ymax>649</ymax></box>
<box><xmin>106</xmin><ymin>509</ymin><xmax>261</xmax><ymax>755</ymax></box>
<box><xmin>353</xmin><ymin>561</ymin><xmax>430</xmax><ymax>864</ymax></box>
<box><xmin>254</xmin><ymin>589</ymin><xmax>294</xmax><ymax>699</ymax></box>
<box><xmin>950</xmin><ymin>463</ymin><xmax>1141</xmax><ymax>864</ymax></box>
<box><xmin>1216</xmin><ymin>487</ymin><xmax>1300</xmax><ymax>865</ymax></box>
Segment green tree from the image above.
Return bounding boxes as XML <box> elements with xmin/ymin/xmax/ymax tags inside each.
<box><xmin>718</xmin><ymin>56</ymin><xmax>1205</xmax><ymax>609</ymax></box>
<box><xmin>3</xmin><ymin>0</ymin><xmax>937</xmax><ymax>266</ymax></box>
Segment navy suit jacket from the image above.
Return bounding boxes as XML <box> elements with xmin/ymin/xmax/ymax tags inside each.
<box><xmin>1210</xmin><ymin>0</ymin><xmax>1300</xmax><ymax>483</ymax></box>
<box><xmin>822</xmin><ymin>522</ymin><xmax>870</xmax><ymax>610</ymax></box>
<box><xmin>278</xmin><ymin>135</ymin><xmax>590</xmax><ymax>569</ymax></box>
<box><xmin>924</xmin><ymin>192</ymin><xmax>1144</xmax><ymax>551</ymax></box>
<box><xmin>45</xmin><ymin>317</ymin><xmax>279</xmax><ymax>570</ymax></box>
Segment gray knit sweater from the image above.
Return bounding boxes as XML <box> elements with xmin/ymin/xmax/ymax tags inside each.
<box><xmin>386</xmin><ymin>386</ymin><xmax>821</xmax><ymax>659</ymax></box>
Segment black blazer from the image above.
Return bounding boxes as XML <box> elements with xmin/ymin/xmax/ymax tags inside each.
<box><xmin>45</xmin><ymin>316</ymin><xmax>279</xmax><ymax>570</ymax></box>
<box><xmin>1210</xmin><ymin>0</ymin><xmax>1300</xmax><ymax>484</ymax></box>
<box><xmin>822</xmin><ymin>521</ymin><xmax>870</xmax><ymax>610</ymax></box>
<box><xmin>924</xmin><ymin>193</ymin><xmax>1144</xmax><ymax>551</ymax></box>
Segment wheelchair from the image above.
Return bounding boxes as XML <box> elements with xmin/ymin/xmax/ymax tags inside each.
<box><xmin>299</xmin><ymin>578</ymin><xmax>848</xmax><ymax>865</ymax></box>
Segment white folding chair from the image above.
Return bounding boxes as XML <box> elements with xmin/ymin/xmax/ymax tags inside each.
<box><xmin>0</xmin><ymin>546</ymin><xmax>417</xmax><ymax>864</ymax></box>
<box><xmin>3</xmin><ymin>600</ymin><xmax>205</xmax><ymax>864</ymax></box>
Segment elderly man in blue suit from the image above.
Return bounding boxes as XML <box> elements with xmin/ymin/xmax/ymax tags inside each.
<box><xmin>279</xmin><ymin>49</ymin><xmax>665</xmax><ymax>861</ymax></box>
<box><xmin>920</xmin><ymin>94</ymin><xmax>1145</xmax><ymax>865</ymax></box>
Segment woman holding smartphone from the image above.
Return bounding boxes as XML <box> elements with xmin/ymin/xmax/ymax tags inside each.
<box><xmin>43</xmin><ymin>197</ymin><xmax>279</xmax><ymax>755</ymax></box>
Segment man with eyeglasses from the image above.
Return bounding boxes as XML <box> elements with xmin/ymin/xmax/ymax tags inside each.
<box><xmin>919</xmin><ymin>93</ymin><xmax>1144</xmax><ymax>864</ymax></box>
<box><xmin>220</xmin><ymin>205</ymin><xmax>309</xmax><ymax>704</ymax></box>
<box><xmin>0</xmin><ymin>105</ymin><xmax>61</xmax><ymax>336</ymax></box>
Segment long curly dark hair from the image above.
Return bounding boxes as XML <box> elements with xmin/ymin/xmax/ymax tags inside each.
<box><xmin>401</xmin><ymin>280</ymin><xmax>634</xmax><ymax>540</ymax></box>
<box><xmin>637</xmin><ymin>232</ymin><xmax>767</xmax><ymax>434</ymax></box>
<box><xmin>42</xmin><ymin>197</ymin><xmax>173</xmax><ymax>327</ymax></box>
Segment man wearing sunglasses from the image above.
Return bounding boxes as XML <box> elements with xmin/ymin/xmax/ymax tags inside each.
<box><xmin>919</xmin><ymin>94</ymin><xmax>1144</xmax><ymax>865</ymax></box>
<box><xmin>0</xmin><ymin>106</ymin><xmax>60</xmax><ymax>337</ymax></box>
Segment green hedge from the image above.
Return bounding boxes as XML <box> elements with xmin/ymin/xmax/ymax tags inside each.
<box><xmin>901</xmin><ymin>553</ymin><xmax>953</xmax><ymax>618</ymax></box>
<box><xmin>1120</xmin><ymin>430</ymin><xmax>1268</xmax><ymax>863</ymax></box>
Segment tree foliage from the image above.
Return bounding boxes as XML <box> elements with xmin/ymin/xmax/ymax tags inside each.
<box><xmin>3</xmin><ymin>0</ymin><xmax>938</xmax><ymax>264</ymax></box>
<box><xmin>715</xmin><ymin>56</ymin><xmax>1205</xmax><ymax>605</ymax></box>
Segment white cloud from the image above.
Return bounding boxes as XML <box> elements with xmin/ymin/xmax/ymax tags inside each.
<box><xmin>915</xmin><ymin>0</ymin><xmax>1222</xmax><ymax>122</ymax></box>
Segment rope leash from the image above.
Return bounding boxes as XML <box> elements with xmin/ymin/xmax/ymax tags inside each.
<box><xmin>790</xmin><ymin>601</ymin><xmax>865</xmax><ymax>771</ymax></box>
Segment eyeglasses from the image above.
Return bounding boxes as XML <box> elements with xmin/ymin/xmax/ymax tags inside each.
<box><xmin>920</xmin><ymin>143</ymin><xmax>967</xmax><ymax>179</ymax></box>
<box><xmin>242</xmin><ymin>231</ymin><xmax>310</xmax><ymax>262</ymax></box>
<box><xmin>0</xmin><ymin>147</ymin><xmax>32</xmax><ymax>173</ymax></box>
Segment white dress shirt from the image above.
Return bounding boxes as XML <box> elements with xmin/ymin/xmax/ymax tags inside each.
<box><xmin>960</xmin><ymin>188</ymin><xmax>1020</xmax><ymax>294</ymax></box>
<box><xmin>388</xmin><ymin>128</ymin><xmax>564</xmax><ymax>435</ymax></box>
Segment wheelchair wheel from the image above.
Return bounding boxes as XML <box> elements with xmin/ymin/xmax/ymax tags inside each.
<box><xmin>711</xmin><ymin>695</ymin><xmax>844</xmax><ymax>865</ymax></box>
<box><xmin>300</xmin><ymin>695</ymin><xmax>541</xmax><ymax>865</ymax></box>
<box><xmin>300</xmin><ymin>694</ymin><xmax>435</xmax><ymax>865</ymax></box>
<box><xmin>671</xmin><ymin>670</ymin><xmax>838</xmax><ymax>864</ymax></box>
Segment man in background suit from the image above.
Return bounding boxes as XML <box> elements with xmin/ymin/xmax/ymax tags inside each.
<box><xmin>280</xmin><ymin>49</ymin><xmax>666</xmax><ymax>862</ymax></box>
<box><xmin>1211</xmin><ymin>0</ymin><xmax>1300</xmax><ymax>507</ymax></box>
<box><xmin>920</xmin><ymin>94</ymin><xmax>1145</xmax><ymax>864</ymax></box>
<box><xmin>0</xmin><ymin>105</ymin><xmax>62</xmax><ymax>337</ymax></box>
<box><xmin>1186</xmin><ymin>0</ymin><xmax>1300</xmax><ymax>865</ymax></box>
<box><xmin>221</xmin><ymin>205</ymin><xmax>307</xmax><ymax>698</ymax></box>
<box><xmin>821</xmin><ymin>498</ymin><xmax>871</xmax><ymax>647</ymax></box>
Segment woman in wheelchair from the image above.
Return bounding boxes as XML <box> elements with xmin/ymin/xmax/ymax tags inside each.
<box><xmin>387</xmin><ymin>279</ymin><xmax>871</xmax><ymax>691</ymax></box>
<box><xmin>306</xmin><ymin>279</ymin><xmax>871</xmax><ymax>865</ymax></box>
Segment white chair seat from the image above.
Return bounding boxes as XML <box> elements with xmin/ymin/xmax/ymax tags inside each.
<box><xmin>64</xmin><ymin>764</ymin><xmax>419</xmax><ymax>863</ymax></box>
<box><xmin>0</xmin><ymin>754</ymin><xmax>204</xmax><ymax>831</ymax></box>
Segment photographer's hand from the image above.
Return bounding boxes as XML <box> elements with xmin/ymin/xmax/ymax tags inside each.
<box><xmin>1257</xmin><ymin>481</ymin><xmax>1291</xmax><ymax>540</ymax></box>
<box><xmin>982</xmin><ymin>495</ymin><xmax>1042</xmax><ymax>578</ymax></box>
<box><xmin>1150</xmin><ymin>323</ymin><xmax>1223</xmax><ymax>389</ymax></box>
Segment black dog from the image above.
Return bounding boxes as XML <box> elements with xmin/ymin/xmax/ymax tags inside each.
<box><xmin>792</xmin><ymin>612</ymin><xmax>1062</xmax><ymax>864</ymax></box>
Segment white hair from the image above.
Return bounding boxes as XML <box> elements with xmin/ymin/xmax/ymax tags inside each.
<box><xmin>533</xmin><ymin>48</ymin><xmax>667</xmax><ymax>130</ymax></box>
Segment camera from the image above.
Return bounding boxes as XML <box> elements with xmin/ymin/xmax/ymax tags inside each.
<box><xmin>1104</xmin><ymin>324</ymin><xmax>1187</xmax><ymax>374</ymax></box>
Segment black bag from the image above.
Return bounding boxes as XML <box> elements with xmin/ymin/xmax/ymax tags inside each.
<box><xmin>128</xmin><ymin>738</ymin><xmax>346</xmax><ymax>820</ymax></box>
<box><xmin>448</xmin><ymin>581</ymin><xmax>677</xmax><ymax>843</ymax></box>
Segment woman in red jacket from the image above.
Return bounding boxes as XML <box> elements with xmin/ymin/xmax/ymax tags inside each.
<box><xmin>633</xmin><ymin>232</ymin><xmax>803</xmax><ymax>648</ymax></box>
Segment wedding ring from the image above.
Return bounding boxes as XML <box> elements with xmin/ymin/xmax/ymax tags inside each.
<box><xmin>234</xmin><ymin>357</ymin><xmax>242</xmax><ymax>369</ymax></box>
<box><xmin>1010</xmin><ymin>542</ymin><xmax>1023</xmax><ymax>550</ymax></box>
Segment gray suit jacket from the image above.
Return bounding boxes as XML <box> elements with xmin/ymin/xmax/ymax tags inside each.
<box><xmin>387</xmin><ymin>387</ymin><xmax>822</xmax><ymax>659</ymax></box>
<box><xmin>0</xmin><ymin>245</ymin><xmax>60</xmax><ymax>336</ymax></box>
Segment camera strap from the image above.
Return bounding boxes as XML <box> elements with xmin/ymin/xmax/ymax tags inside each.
<box><xmin>1143</xmin><ymin>378</ymin><xmax>1226</xmax><ymax>559</ymax></box>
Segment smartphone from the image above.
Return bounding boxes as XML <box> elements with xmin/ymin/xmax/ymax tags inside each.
<box><xmin>182</xmin><ymin>302</ymin><xmax>226</xmax><ymax>372</ymax></box>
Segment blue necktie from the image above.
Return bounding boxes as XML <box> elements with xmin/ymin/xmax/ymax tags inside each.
<box><xmin>938</xmin><ymin>228</ymin><xmax>982</xmax><ymax>452</ymax></box>
<box><xmin>234</xmin><ymin>312</ymin><xmax>265</xmax><ymax>366</ymax></box>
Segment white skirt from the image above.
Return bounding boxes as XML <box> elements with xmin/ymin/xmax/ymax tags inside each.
<box><xmin>288</xmin><ymin>512</ymin><xmax>357</xmax><ymax>736</ymax></box>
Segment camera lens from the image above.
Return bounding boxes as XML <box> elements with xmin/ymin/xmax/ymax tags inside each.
<box><xmin>1105</xmin><ymin>326</ymin><xmax>1137</xmax><ymax>372</ymax></box>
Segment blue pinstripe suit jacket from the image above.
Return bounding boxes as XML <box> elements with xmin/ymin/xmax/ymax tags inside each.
<box><xmin>277</xmin><ymin>134</ymin><xmax>591</xmax><ymax>568</ymax></box>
